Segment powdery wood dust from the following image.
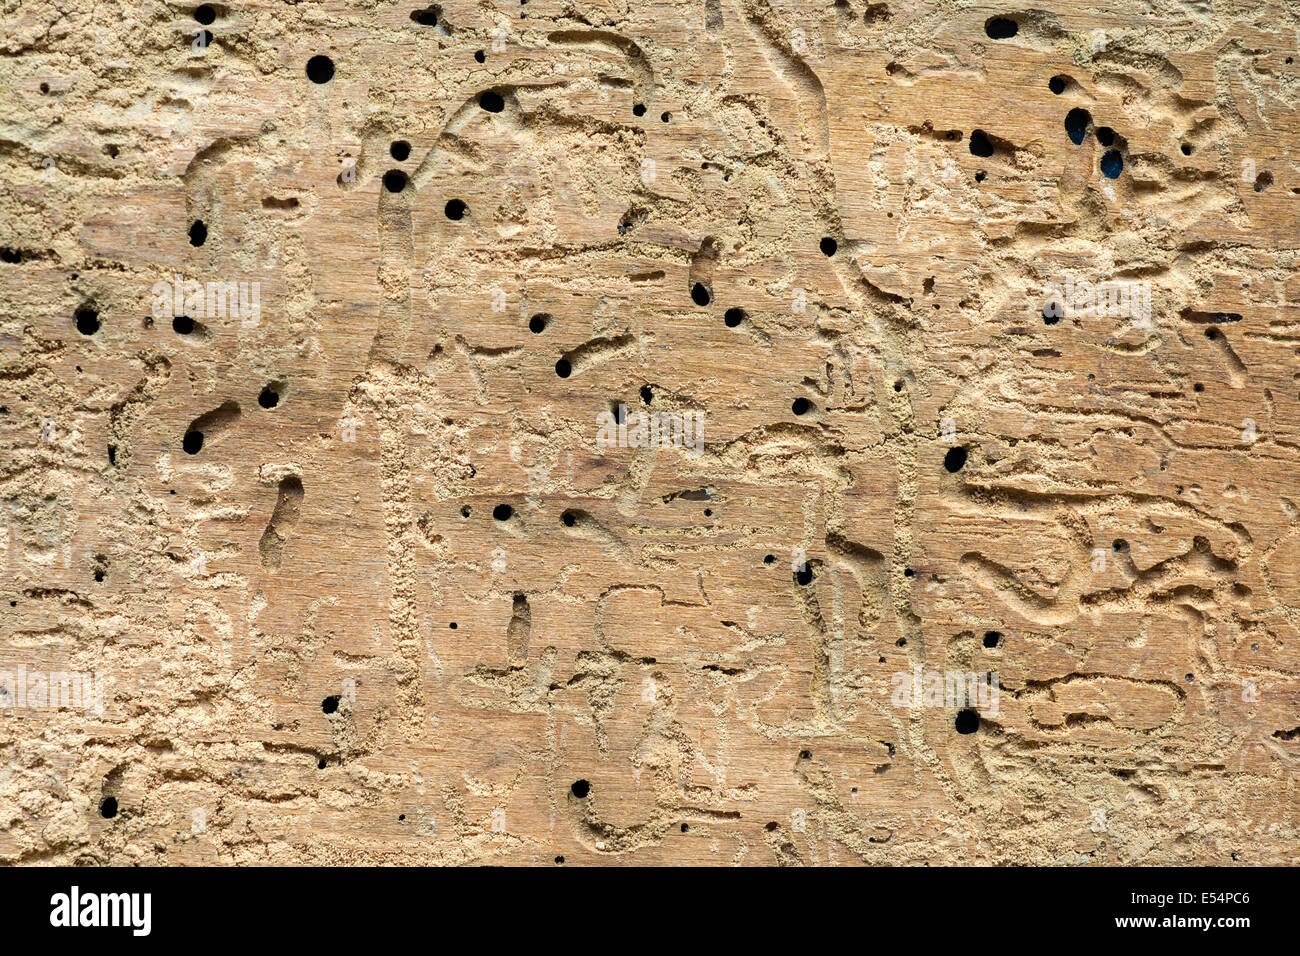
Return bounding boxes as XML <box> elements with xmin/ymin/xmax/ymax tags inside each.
<box><xmin>1</xmin><ymin>0</ymin><xmax>1299</xmax><ymax>865</ymax></box>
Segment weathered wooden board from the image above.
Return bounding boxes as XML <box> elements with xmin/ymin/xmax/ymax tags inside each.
<box><xmin>2</xmin><ymin>0</ymin><xmax>1300</xmax><ymax>864</ymax></box>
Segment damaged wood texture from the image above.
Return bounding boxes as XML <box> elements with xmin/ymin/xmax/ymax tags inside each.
<box><xmin>1</xmin><ymin>0</ymin><xmax>1300</xmax><ymax>866</ymax></box>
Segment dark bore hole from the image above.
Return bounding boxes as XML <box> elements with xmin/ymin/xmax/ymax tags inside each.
<box><xmin>479</xmin><ymin>90</ymin><xmax>505</xmax><ymax>113</ymax></box>
<box><xmin>791</xmin><ymin>397</ymin><xmax>811</xmax><ymax>415</ymax></box>
<box><xmin>322</xmin><ymin>695</ymin><xmax>340</xmax><ymax>714</ymax></box>
<box><xmin>475</xmin><ymin>49</ymin><xmax>485</xmax><ymax>63</ymax></box>
<box><xmin>0</xmin><ymin>249</ymin><xmax>20</xmax><ymax>263</ymax></box>
<box><xmin>555</xmin><ymin>358</ymin><xmax>572</xmax><ymax>378</ymax></box>
<box><xmin>794</xmin><ymin>564</ymin><xmax>813</xmax><ymax>586</ymax></box>
<box><xmin>1065</xmin><ymin>107</ymin><xmax>1091</xmax><ymax>145</ymax></box>
<box><xmin>189</xmin><ymin>219</ymin><xmax>207</xmax><ymax>246</ymax></box>
<box><xmin>75</xmin><ymin>308</ymin><xmax>100</xmax><ymax>335</ymax></box>
<box><xmin>561</xmin><ymin>510</ymin><xmax>576</xmax><ymax>527</ymax></box>
<box><xmin>955</xmin><ymin>708</ymin><xmax>980</xmax><ymax>734</ymax></box>
<box><xmin>444</xmin><ymin>198</ymin><xmax>467</xmax><ymax>220</ymax></box>
<box><xmin>529</xmin><ymin>313</ymin><xmax>548</xmax><ymax>333</ymax></box>
<box><xmin>820</xmin><ymin>236</ymin><xmax>838</xmax><ymax>256</ymax></box>
<box><xmin>383</xmin><ymin>169</ymin><xmax>408</xmax><ymax>193</ymax></box>
<box><xmin>411</xmin><ymin>7</ymin><xmax>438</xmax><ymax>25</ymax></box>
<box><xmin>195</xmin><ymin>3</ymin><xmax>216</xmax><ymax>24</ymax></box>
<box><xmin>100</xmin><ymin>797</ymin><xmax>118</xmax><ymax>819</ymax></box>
<box><xmin>1096</xmin><ymin>126</ymin><xmax>1116</xmax><ymax>147</ymax></box>
<box><xmin>1181</xmin><ymin>143</ymin><xmax>1192</xmax><ymax>156</ymax></box>
<box><xmin>1100</xmin><ymin>149</ymin><xmax>1124</xmax><ymax>179</ymax></box>
<box><xmin>943</xmin><ymin>446</ymin><xmax>968</xmax><ymax>472</ymax></box>
<box><xmin>570</xmin><ymin>779</ymin><xmax>590</xmax><ymax>798</ymax></box>
<box><xmin>258</xmin><ymin>386</ymin><xmax>280</xmax><ymax>409</ymax></box>
<box><xmin>724</xmin><ymin>307</ymin><xmax>745</xmax><ymax>327</ymax></box>
<box><xmin>1048</xmin><ymin>75</ymin><xmax>1067</xmax><ymax>94</ymax></box>
<box><xmin>318</xmin><ymin>758</ymin><xmax>327</xmax><ymax>769</ymax></box>
<box><xmin>969</xmin><ymin>129</ymin><xmax>993</xmax><ymax>157</ymax></box>
<box><xmin>632</xmin><ymin>103</ymin><xmax>646</xmax><ymax>116</ymax></box>
<box><xmin>306</xmin><ymin>54</ymin><xmax>335</xmax><ymax>84</ymax></box>
<box><xmin>764</xmin><ymin>554</ymin><xmax>776</xmax><ymax>564</ymax></box>
<box><xmin>983</xmin><ymin>631</ymin><xmax>1002</xmax><ymax>648</ymax></box>
<box><xmin>691</xmin><ymin>282</ymin><xmax>711</xmax><ymax>306</ymax></box>
<box><xmin>640</xmin><ymin>385</ymin><xmax>652</xmax><ymax>404</ymax></box>
<box><xmin>985</xmin><ymin>16</ymin><xmax>1017</xmax><ymax>39</ymax></box>
<box><xmin>182</xmin><ymin>431</ymin><xmax>204</xmax><ymax>454</ymax></box>
<box><xmin>172</xmin><ymin>315</ymin><xmax>195</xmax><ymax>335</ymax></box>
<box><xmin>493</xmin><ymin>503</ymin><xmax>513</xmax><ymax>521</ymax></box>
<box><xmin>390</xmin><ymin>140</ymin><xmax>411</xmax><ymax>161</ymax></box>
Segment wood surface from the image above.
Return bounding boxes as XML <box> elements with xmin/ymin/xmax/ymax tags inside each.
<box><xmin>2</xmin><ymin>0</ymin><xmax>1299</xmax><ymax>865</ymax></box>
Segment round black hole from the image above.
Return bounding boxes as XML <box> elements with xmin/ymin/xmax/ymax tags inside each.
<box><xmin>764</xmin><ymin>554</ymin><xmax>775</xmax><ymax>564</ymax></box>
<box><xmin>258</xmin><ymin>386</ymin><xmax>280</xmax><ymax>409</ymax></box>
<box><xmin>791</xmin><ymin>397</ymin><xmax>811</xmax><ymax>415</ymax></box>
<box><xmin>182</xmin><ymin>431</ymin><xmax>204</xmax><ymax>454</ymax></box>
<box><xmin>799</xmin><ymin>749</ymin><xmax>811</xmax><ymax>759</ymax></box>
<box><xmin>985</xmin><ymin>17</ymin><xmax>1017</xmax><ymax>39</ymax></box>
<box><xmin>1181</xmin><ymin>143</ymin><xmax>1192</xmax><ymax>155</ymax></box>
<box><xmin>39</xmin><ymin>83</ymin><xmax>49</xmax><ymax>95</ymax></box>
<box><xmin>1096</xmin><ymin>126</ymin><xmax>1116</xmax><ymax>147</ymax></box>
<box><xmin>1112</xmin><ymin>538</ymin><xmax>1128</xmax><ymax>552</ymax></box>
<box><xmin>724</xmin><ymin>307</ymin><xmax>745</xmax><ymax>327</ymax></box>
<box><xmin>493</xmin><ymin>503</ymin><xmax>513</xmax><ymax>521</ymax></box>
<box><xmin>632</xmin><ymin>103</ymin><xmax>646</xmax><ymax>116</ymax></box>
<box><xmin>322</xmin><ymin>695</ymin><xmax>340</xmax><ymax>714</ymax></box>
<box><xmin>461</xmin><ymin>505</ymin><xmax>471</xmax><ymax>517</ymax></box>
<box><xmin>99</xmin><ymin>797</ymin><xmax>118</xmax><ymax>819</ymax></box>
<box><xmin>411</xmin><ymin>7</ymin><xmax>438</xmax><ymax>25</ymax></box>
<box><xmin>954</xmin><ymin>709</ymin><xmax>980</xmax><ymax>734</ymax></box>
<box><xmin>969</xmin><ymin>129</ymin><xmax>993</xmax><ymax>157</ymax></box>
<box><xmin>691</xmin><ymin>282</ymin><xmax>711</xmax><ymax>306</ymax></box>
<box><xmin>680</xmin><ymin>823</ymin><xmax>688</xmax><ymax>832</ymax></box>
<box><xmin>893</xmin><ymin>380</ymin><xmax>904</xmax><ymax>392</ymax></box>
<box><xmin>390</xmin><ymin>140</ymin><xmax>411</xmax><ymax>161</ymax></box>
<box><xmin>661</xmin><ymin>112</ymin><xmax>670</xmax><ymax>122</ymax></box>
<box><xmin>75</xmin><ymin>308</ymin><xmax>100</xmax><ymax>335</ymax></box>
<box><xmin>1100</xmin><ymin>149</ymin><xmax>1124</xmax><ymax>179</ymax></box>
<box><xmin>383</xmin><ymin>169</ymin><xmax>408</xmax><ymax>193</ymax></box>
<box><xmin>399</xmin><ymin>814</ymin><xmax>406</xmax><ymax>820</ymax></box>
<box><xmin>640</xmin><ymin>385</ymin><xmax>652</xmax><ymax>404</ymax></box>
<box><xmin>317</xmin><ymin>758</ymin><xmax>327</xmax><ymax>769</ymax></box>
<box><xmin>570</xmin><ymin>779</ymin><xmax>590</xmax><ymax>798</ymax></box>
<box><xmin>943</xmin><ymin>446</ymin><xmax>967</xmax><ymax>472</ymax></box>
<box><xmin>794</xmin><ymin>564</ymin><xmax>813</xmax><ymax>586</ymax></box>
<box><xmin>93</xmin><ymin>569</ymin><xmax>104</xmax><ymax>582</ymax></box>
<box><xmin>479</xmin><ymin>90</ymin><xmax>505</xmax><ymax>113</ymax></box>
<box><xmin>529</xmin><ymin>314</ymin><xmax>547</xmax><ymax>333</ymax></box>
<box><xmin>554</xmin><ymin>855</ymin><xmax>565</xmax><ymax>864</ymax></box>
<box><xmin>904</xmin><ymin>567</ymin><xmax>914</xmax><ymax>578</ymax></box>
<box><xmin>820</xmin><ymin>236</ymin><xmax>838</xmax><ymax>256</ymax></box>
<box><xmin>189</xmin><ymin>220</ymin><xmax>207</xmax><ymax>246</ymax></box>
<box><xmin>1206</xmin><ymin>327</ymin><xmax>1218</xmax><ymax>339</ymax></box>
<box><xmin>306</xmin><ymin>54</ymin><xmax>335</xmax><ymax>84</ymax></box>
<box><xmin>974</xmin><ymin>170</ymin><xmax>986</xmax><ymax>182</ymax></box>
<box><xmin>449</xmin><ymin>622</ymin><xmax>457</xmax><ymax>629</ymax></box>
<box><xmin>561</xmin><ymin>510</ymin><xmax>576</xmax><ymax>527</ymax></box>
<box><xmin>704</xmin><ymin>508</ymin><xmax>713</xmax><ymax>517</ymax></box>
<box><xmin>172</xmin><ymin>315</ymin><xmax>194</xmax><ymax>335</ymax></box>
<box><xmin>555</xmin><ymin>358</ymin><xmax>572</xmax><ymax>378</ymax></box>
<box><xmin>475</xmin><ymin>49</ymin><xmax>485</xmax><ymax>63</ymax></box>
<box><xmin>1065</xmin><ymin>107</ymin><xmax>1091</xmax><ymax>145</ymax></box>
<box><xmin>195</xmin><ymin>3</ymin><xmax>216</xmax><ymax>24</ymax></box>
<box><xmin>1194</xmin><ymin>383</ymin><xmax>1204</xmax><ymax>393</ymax></box>
<box><xmin>0</xmin><ymin>248</ymin><xmax>20</xmax><ymax>263</ymax></box>
<box><xmin>1048</xmin><ymin>75</ymin><xmax>1067</xmax><ymax>94</ymax></box>
<box><xmin>444</xmin><ymin>198</ymin><xmax>467</xmax><ymax>220</ymax></box>
<box><xmin>983</xmin><ymin>631</ymin><xmax>1002</xmax><ymax>648</ymax></box>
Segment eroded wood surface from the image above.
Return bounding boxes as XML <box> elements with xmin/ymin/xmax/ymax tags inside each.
<box><xmin>2</xmin><ymin>0</ymin><xmax>1300</xmax><ymax>864</ymax></box>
